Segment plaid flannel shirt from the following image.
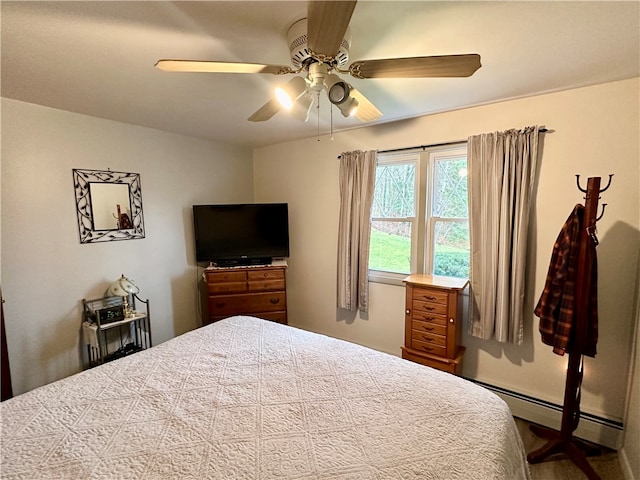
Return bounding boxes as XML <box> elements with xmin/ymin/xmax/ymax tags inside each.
<box><xmin>534</xmin><ymin>204</ymin><xmax>598</xmax><ymax>357</ymax></box>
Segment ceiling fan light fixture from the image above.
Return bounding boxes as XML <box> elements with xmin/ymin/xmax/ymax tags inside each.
<box><xmin>329</xmin><ymin>81</ymin><xmax>350</xmax><ymax>104</ymax></box>
<box><xmin>324</xmin><ymin>74</ymin><xmax>352</xmax><ymax>105</ymax></box>
<box><xmin>337</xmin><ymin>96</ymin><xmax>359</xmax><ymax>117</ymax></box>
<box><xmin>325</xmin><ymin>73</ymin><xmax>357</xmax><ymax>117</ymax></box>
<box><xmin>275</xmin><ymin>76</ymin><xmax>307</xmax><ymax>110</ymax></box>
<box><xmin>292</xmin><ymin>92</ymin><xmax>314</xmax><ymax>122</ymax></box>
<box><xmin>156</xmin><ymin>1</ymin><xmax>481</xmax><ymax>128</ymax></box>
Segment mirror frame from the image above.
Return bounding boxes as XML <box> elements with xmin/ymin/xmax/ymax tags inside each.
<box><xmin>73</xmin><ymin>168</ymin><xmax>145</xmax><ymax>243</ymax></box>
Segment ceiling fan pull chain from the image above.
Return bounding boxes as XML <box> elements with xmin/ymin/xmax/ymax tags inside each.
<box><xmin>316</xmin><ymin>91</ymin><xmax>321</xmax><ymax>142</ymax></box>
<box><xmin>330</xmin><ymin>103</ymin><xmax>334</xmax><ymax>141</ymax></box>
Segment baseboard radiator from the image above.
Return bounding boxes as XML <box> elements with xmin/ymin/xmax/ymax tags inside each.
<box><xmin>467</xmin><ymin>378</ymin><xmax>623</xmax><ymax>450</ymax></box>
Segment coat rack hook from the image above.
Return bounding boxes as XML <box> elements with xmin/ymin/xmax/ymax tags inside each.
<box><xmin>575</xmin><ymin>174</ymin><xmax>587</xmax><ymax>193</ymax></box>
<box><xmin>599</xmin><ymin>174</ymin><xmax>614</xmax><ymax>193</ymax></box>
<box><xmin>596</xmin><ymin>203</ymin><xmax>607</xmax><ymax>222</ymax></box>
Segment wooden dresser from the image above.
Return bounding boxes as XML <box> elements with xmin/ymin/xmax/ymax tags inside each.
<box><xmin>401</xmin><ymin>274</ymin><xmax>468</xmax><ymax>375</ymax></box>
<box><xmin>201</xmin><ymin>264</ymin><xmax>287</xmax><ymax>326</ymax></box>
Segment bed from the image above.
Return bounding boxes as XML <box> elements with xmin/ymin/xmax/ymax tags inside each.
<box><xmin>1</xmin><ymin>316</ymin><xmax>530</xmax><ymax>479</ymax></box>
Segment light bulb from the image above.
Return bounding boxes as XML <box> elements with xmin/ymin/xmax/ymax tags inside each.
<box><xmin>275</xmin><ymin>87</ymin><xmax>293</xmax><ymax>109</ymax></box>
<box><xmin>274</xmin><ymin>76</ymin><xmax>307</xmax><ymax>110</ymax></box>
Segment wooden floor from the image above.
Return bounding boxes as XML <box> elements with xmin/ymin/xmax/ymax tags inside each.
<box><xmin>515</xmin><ymin>418</ymin><xmax>625</xmax><ymax>480</ymax></box>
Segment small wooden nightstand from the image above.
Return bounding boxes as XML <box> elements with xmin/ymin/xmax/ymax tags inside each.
<box><xmin>401</xmin><ymin>274</ymin><xmax>468</xmax><ymax>375</ymax></box>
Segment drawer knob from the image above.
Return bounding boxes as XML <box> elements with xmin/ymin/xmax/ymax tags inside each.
<box><xmin>423</xmin><ymin>306</ymin><xmax>435</xmax><ymax>311</ymax></box>
<box><xmin>406</xmin><ymin>309</ymin><xmax>410</xmax><ymax>314</ymax></box>
<box><xmin>423</xmin><ymin>295</ymin><xmax>436</xmax><ymax>301</ymax></box>
<box><xmin>270</xmin><ymin>298</ymin><xmax>280</xmax><ymax>305</ymax></box>
<box><xmin>215</xmin><ymin>303</ymin><xmax>225</xmax><ymax>308</ymax></box>
<box><xmin>422</xmin><ymin>326</ymin><xmax>434</xmax><ymax>331</ymax></box>
<box><xmin>449</xmin><ymin>318</ymin><xmax>454</xmax><ymax>324</ymax></box>
<box><xmin>422</xmin><ymin>346</ymin><xmax>434</xmax><ymax>352</ymax></box>
<box><xmin>422</xmin><ymin>335</ymin><xmax>434</xmax><ymax>342</ymax></box>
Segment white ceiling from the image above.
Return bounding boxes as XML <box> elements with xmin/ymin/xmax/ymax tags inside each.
<box><xmin>2</xmin><ymin>1</ymin><xmax>639</xmax><ymax>148</ymax></box>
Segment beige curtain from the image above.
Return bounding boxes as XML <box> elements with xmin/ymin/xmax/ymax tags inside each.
<box><xmin>468</xmin><ymin>126</ymin><xmax>540</xmax><ymax>344</ymax></box>
<box><xmin>337</xmin><ymin>150</ymin><xmax>377</xmax><ymax>312</ymax></box>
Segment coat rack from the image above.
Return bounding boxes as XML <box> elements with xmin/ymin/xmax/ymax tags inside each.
<box><xmin>528</xmin><ymin>174</ymin><xmax>613</xmax><ymax>480</ymax></box>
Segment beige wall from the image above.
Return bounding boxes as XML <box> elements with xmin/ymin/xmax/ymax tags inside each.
<box><xmin>253</xmin><ymin>79</ymin><xmax>640</xmax><ymax>429</ymax></box>
<box><xmin>621</xmin><ymin>255</ymin><xmax>640</xmax><ymax>477</ymax></box>
<box><xmin>1</xmin><ymin>79</ymin><xmax>638</xmax><ymax>462</ymax></box>
<box><xmin>1</xmin><ymin>98</ymin><xmax>254</xmax><ymax>395</ymax></box>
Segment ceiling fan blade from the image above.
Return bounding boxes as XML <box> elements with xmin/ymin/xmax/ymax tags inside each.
<box><xmin>155</xmin><ymin>60</ymin><xmax>295</xmax><ymax>75</ymax></box>
<box><xmin>248</xmin><ymin>99</ymin><xmax>281</xmax><ymax>122</ymax></box>
<box><xmin>307</xmin><ymin>1</ymin><xmax>356</xmax><ymax>58</ymax></box>
<box><xmin>349</xmin><ymin>88</ymin><xmax>382</xmax><ymax>123</ymax></box>
<box><xmin>349</xmin><ymin>54</ymin><xmax>481</xmax><ymax>79</ymax></box>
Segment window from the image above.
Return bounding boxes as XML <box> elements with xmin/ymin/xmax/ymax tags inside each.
<box><xmin>369</xmin><ymin>155</ymin><xmax>417</xmax><ymax>274</ymax></box>
<box><xmin>369</xmin><ymin>144</ymin><xmax>469</xmax><ymax>284</ymax></box>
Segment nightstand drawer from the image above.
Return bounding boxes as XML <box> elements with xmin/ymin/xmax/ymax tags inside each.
<box><xmin>412</xmin><ymin>289</ymin><xmax>448</xmax><ymax>305</ymax></box>
<box><xmin>412</xmin><ymin>300</ymin><xmax>448</xmax><ymax>316</ymax></box>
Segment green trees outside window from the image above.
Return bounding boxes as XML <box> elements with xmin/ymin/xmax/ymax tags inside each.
<box><xmin>369</xmin><ymin>148</ymin><xmax>469</xmax><ymax>279</ymax></box>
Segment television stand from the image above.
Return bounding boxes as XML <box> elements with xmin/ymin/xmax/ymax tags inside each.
<box><xmin>215</xmin><ymin>257</ymin><xmax>272</xmax><ymax>268</ymax></box>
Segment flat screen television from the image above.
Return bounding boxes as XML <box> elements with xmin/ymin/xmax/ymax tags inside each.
<box><xmin>193</xmin><ymin>203</ymin><xmax>289</xmax><ymax>266</ymax></box>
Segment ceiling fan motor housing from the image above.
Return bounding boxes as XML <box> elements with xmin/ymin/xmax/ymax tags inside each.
<box><xmin>287</xmin><ymin>18</ymin><xmax>351</xmax><ymax>69</ymax></box>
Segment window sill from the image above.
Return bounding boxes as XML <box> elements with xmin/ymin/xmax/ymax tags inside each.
<box><xmin>368</xmin><ymin>270</ymin><xmax>408</xmax><ymax>286</ymax></box>
<box><xmin>368</xmin><ymin>270</ymin><xmax>471</xmax><ymax>292</ymax></box>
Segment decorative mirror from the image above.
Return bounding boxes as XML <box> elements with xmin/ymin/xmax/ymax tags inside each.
<box><xmin>73</xmin><ymin>168</ymin><xmax>145</xmax><ymax>243</ymax></box>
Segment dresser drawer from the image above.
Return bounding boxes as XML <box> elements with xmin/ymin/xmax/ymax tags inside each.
<box><xmin>412</xmin><ymin>319</ymin><xmax>447</xmax><ymax>336</ymax></box>
<box><xmin>248</xmin><ymin>279</ymin><xmax>286</xmax><ymax>292</ymax></box>
<box><xmin>402</xmin><ymin>347</ymin><xmax>464</xmax><ymax>375</ymax></box>
<box><xmin>248</xmin><ymin>269</ymin><xmax>285</xmax><ymax>281</ymax></box>
<box><xmin>412</xmin><ymin>288</ymin><xmax>448</xmax><ymax>305</ymax></box>
<box><xmin>208</xmin><ymin>292</ymin><xmax>286</xmax><ymax>316</ymax></box>
<box><xmin>411</xmin><ymin>339</ymin><xmax>446</xmax><ymax>357</ymax></box>
<box><xmin>209</xmin><ymin>311</ymin><xmax>288</xmax><ymax>325</ymax></box>
<box><xmin>412</xmin><ymin>300</ymin><xmax>448</xmax><ymax>316</ymax></box>
<box><xmin>412</xmin><ymin>311</ymin><xmax>447</xmax><ymax>325</ymax></box>
<box><xmin>403</xmin><ymin>275</ymin><xmax>468</xmax><ymax>374</ymax></box>
<box><xmin>412</xmin><ymin>329</ymin><xmax>446</xmax><ymax>347</ymax></box>
<box><xmin>204</xmin><ymin>270</ymin><xmax>247</xmax><ymax>283</ymax></box>
<box><xmin>206</xmin><ymin>281</ymin><xmax>247</xmax><ymax>294</ymax></box>
<box><xmin>254</xmin><ymin>311</ymin><xmax>288</xmax><ymax>324</ymax></box>
<box><xmin>202</xmin><ymin>265</ymin><xmax>288</xmax><ymax>326</ymax></box>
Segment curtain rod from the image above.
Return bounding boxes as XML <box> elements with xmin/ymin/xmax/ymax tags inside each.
<box><xmin>336</xmin><ymin>128</ymin><xmax>550</xmax><ymax>159</ymax></box>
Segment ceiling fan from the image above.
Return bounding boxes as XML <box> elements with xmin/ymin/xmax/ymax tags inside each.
<box><xmin>155</xmin><ymin>1</ymin><xmax>481</xmax><ymax>124</ymax></box>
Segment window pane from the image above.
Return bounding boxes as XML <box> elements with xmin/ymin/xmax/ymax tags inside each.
<box><xmin>369</xmin><ymin>221</ymin><xmax>411</xmax><ymax>274</ymax></box>
<box><xmin>372</xmin><ymin>162</ymin><xmax>415</xmax><ymax>218</ymax></box>
<box><xmin>433</xmin><ymin>157</ymin><xmax>468</xmax><ymax>218</ymax></box>
<box><xmin>433</xmin><ymin>221</ymin><xmax>469</xmax><ymax>278</ymax></box>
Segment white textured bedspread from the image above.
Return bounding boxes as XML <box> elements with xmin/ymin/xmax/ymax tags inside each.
<box><xmin>1</xmin><ymin>316</ymin><xmax>530</xmax><ymax>479</ymax></box>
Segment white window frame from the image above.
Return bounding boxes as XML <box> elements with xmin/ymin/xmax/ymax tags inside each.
<box><xmin>424</xmin><ymin>147</ymin><xmax>469</xmax><ymax>275</ymax></box>
<box><xmin>369</xmin><ymin>144</ymin><xmax>468</xmax><ymax>286</ymax></box>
